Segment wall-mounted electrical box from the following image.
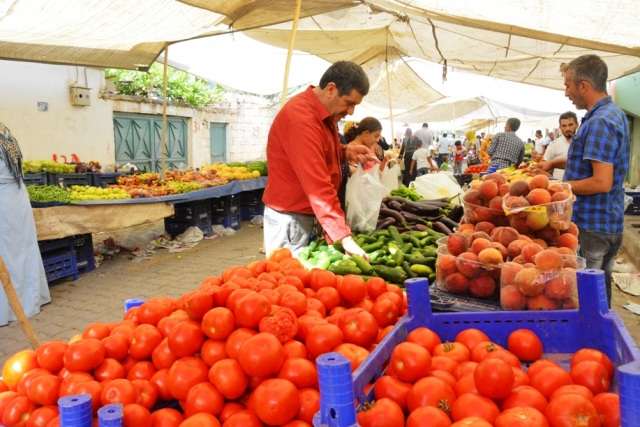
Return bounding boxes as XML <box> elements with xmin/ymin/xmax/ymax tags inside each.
<box><xmin>70</xmin><ymin>87</ymin><xmax>91</xmax><ymax>106</ymax></box>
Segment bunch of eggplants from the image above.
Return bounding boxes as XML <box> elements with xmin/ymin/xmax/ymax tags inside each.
<box><xmin>377</xmin><ymin>194</ymin><xmax>463</xmax><ymax>235</ymax></box>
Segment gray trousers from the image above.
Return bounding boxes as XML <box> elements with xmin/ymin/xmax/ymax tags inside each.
<box><xmin>577</xmin><ymin>226</ymin><xmax>623</xmax><ymax>308</ymax></box>
<box><xmin>263</xmin><ymin>205</ymin><xmax>315</xmax><ymax>257</ymax></box>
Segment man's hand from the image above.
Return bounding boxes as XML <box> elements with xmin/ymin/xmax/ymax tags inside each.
<box><xmin>341</xmin><ymin>235</ymin><xmax>369</xmax><ymax>261</ymax></box>
<box><xmin>346</xmin><ymin>144</ymin><xmax>380</xmax><ymax>165</ymax></box>
<box><xmin>527</xmin><ymin>161</ymin><xmax>553</xmax><ymax>175</ymax></box>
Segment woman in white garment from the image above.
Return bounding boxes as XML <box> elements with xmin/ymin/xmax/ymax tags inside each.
<box><xmin>0</xmin><ymin>123</ymin><xmax>50</xmax><ymax>326</ymax></box>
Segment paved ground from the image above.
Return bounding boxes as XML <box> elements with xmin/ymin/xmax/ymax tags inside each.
<box><xmin>1</xmin><ymin>217</ymin><xmax>640</xmax><ymax>367</ymax></box>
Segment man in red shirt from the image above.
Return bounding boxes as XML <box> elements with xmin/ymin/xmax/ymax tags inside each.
<box><xmin>263</xmin><ymin>61</ymin><xmax>377</xmax><ymax>259</ymax></box>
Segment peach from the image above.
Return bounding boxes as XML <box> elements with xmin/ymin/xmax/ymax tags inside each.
<box><xmin>563</xmin><ymin>258</ymin><xmax>580</xmax><ymax>269</ymax></box>
<box><xmin>478</xmin><ymin>248</ymin><xmax>503</xmax><ymax>268</ymax></box>
<box><xmin>512</xmin><ymin>255</ymin><xmax>527</xmax><ymax>265</ymax></box>
<box><xmin>557</xmin><ymin>233</ymin><xmax>578</xmax><ymax>252</ymax></box>
<box><xmin>514</xmin><ymin>267</ymin><xmax>545</xmax><ymax>296</ymax></box>
<box><xmin>518</xmin><ymin>235</ymin><xmax>534</xmax><ymax>244</ymax></box>
<box><xmin>499</xmin><ymin>184</ymin><xmax>511</xmax><ymax>197</ymax></box>
<box><xmin>536</xmin><ymin>227</ymin><xmax>560</xmax><ymax>244</ymax></box>
<box><xmin>483</xmin><ymin>173</ymin><xmax>507</xmax><ymax>186</ymax></box>
<box><xmin>548</xmin><ymin>212</ymin><xmax>570</xmax><ymax>231</ymax></box>
<box><xmin>551</xmin><ymin>192</ymin><xmax>570</xmax><ymax>202</ymax></box>
<box><xmin>525</xmin><ymin>188</ymin><xmax>552</xmax><ymax>205</ymax></box>
<box><xmin>464</xmin><ymin>209</ymin><xmax>478</xmax><ymax>224</ymax></box>
<box><xmin>445</xmin><ymin>273</ymin><xmax>470</xmax><ymax>295</ymax></box>
<box><xmin>488</xmin><ymin>196</ymin><xmax>505</xmax><ymax>212</ymax></box>
<box><xmin>563</xmin><ymin>222</ymin><xmax>579</xmax><ymax>237</ymax></box>
<box><xmin>446</xmin><ymin>233</ymin><xmax>469</xmax><ymax>256</ymax></box>
<box><xmin>456</xmin><ymin>252</ymin><xmax>482</xmax><ymax>278</ymax></box>
<box><xmin>469</xmin><ymin>275</ymin><xmax>497</xmax><ymax>299</ymax></box>
<box><xmin>479</xmin><ymin>179</ymin><xmax>499</xmax><ymax>202</ymax></box>
<box><xmin>509</xmin><ymin>216</ymin><xmax>532</xmax><ymax>234</ymax></box>
<box><xmin>490</xmin><ymin>226</ymin><xmax>505</xmax><ymax>240</ymax></box>
<box><xmin>461</xmin><ymin>229</ymin><xmax>475</xmax><ymax>241</ymax></box>
<box><xmin>527</xmin><ymin>293</ymin><xmax>559</xmax><ymax>310</ymax></box>
<box><xmin>490</xmin><ymin>242</ymin><xmax>508</xmax><ymax>262</ymax></box>
<box><xmin>458</xmin><ymin>223</ymin><xmax>476</xmax><ymax>233</ymax></box>
<box><xmin>531</xmin><ymin>239</ymin><xmax>548</xmax><ymax>249</ymax></box>
<box><xmin>525</xmin><ymin>211</ymin><xmax>549</xmax><ymax>231</ymax></box>
<box><xmin>501</xmin><ymin>262</ymin><xmax>524</xmax><ymax>287</ymax></box>
<box><xmin>463</xmin><ymin>190</ymin><xmax>483</xmax><ymax>206</ymax></box>
<box><xmin>557</xmin><ymin>247</ymin><xmax>575</xmax><ymax>256</ymax></box>
<box><xmin>501</xmin><ymin>285</ymin><xmax>528</xmax><ymax>311</ymax></box>
<box><xmin>534</xmin><ymin>249</ymin><xmax>564</xmax><ymax>271</ymax></box>
<box><xmin>509</xmin><ymin>180</ymin><xmax>530</xmax><ymax>198</ymax></box>
<box><xmin>559</xmin><ymin>297</ymin><xmax>579</xmax><ymax>310</ymax></box>
<box><xmin>548</xmin><ymin>183</ymin><xmax>564</xmax><ymax>195</ymax></box>
<box><xmin>497</xmin><ymin>227</ymin><xmax>520</xmax><ymax>248</ymax></box>
<box><xmin>470</xmin><ymin>182</ymin><xmax>481</xmax><ymax>191</ymax></box>
<box><xmin>545</xmin><ymin>271</ymin><xmax>577</xmax><ymax>300</ymax></box>
<box><xmin>437</xmin><ymin>254</ymin><xmax>458</xmax><ymax>276</ymax></box>
<box><xmin>524</xmin><ymin>263</ymin><xmax>537</xmax><ymax>268</ymax></box>
<box><xmin>471</xmin><ymin>238</ymin><xmax>493</xmax><ymax>255</ymax></box>
<box><xmin>475</xmin><ymin>207</ymin><xmax>494</xmax><ymax>223</ymax></box>
<box><xmin>475</xmin><ymin>222</ymin><xmax>496</xmax><ymax>235</ymax></box>
<box><xmin>470</xmin><ymin>231</ymin><xmax>492</xmax><ymax>245</ymax></box>
<box><xmin>507</xmin><ymin>240</ymin><xmax>529</xmax><ymax>259</ymax></box>
<box><xmin>528</xmin><ymin>175</ymin><xmax>549</xmax><ymax>191</ymax></box>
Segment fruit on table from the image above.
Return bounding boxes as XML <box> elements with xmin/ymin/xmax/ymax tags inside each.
<box><xmin>22</xmin><ymin>160</ymin><xmax>75</xmax><ymax>174</ymax></box>
<box><xmin>68</xmin><ymin>185</ymin><xmax>131</xmax><ymax>201</ymax></box>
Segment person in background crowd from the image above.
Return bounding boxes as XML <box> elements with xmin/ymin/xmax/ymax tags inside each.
<box><xmin>533</xmin><ymin>129</ymin><xmax>547</xmax><ymax>160</ymax></box>
<box><xmin>529</xmin><ymin>54</ymin><xmax>629</xmax><ymax>307</ymax></box>
<box><xmin>337</xmin><ymin>127</ymin><xmax>349</xmax><ymax>212</ymax></box>
<box><xmin>399</xmin><ymin>127</ymin><xmax>417</xmax><ymax>186</ymax></box>
<box><xmin>344</xmin><ymin>117</ymin><xmax>393</xmax><ymax>173</ymax></box>
<box><xmin>478</xmin><ymin>134</ymin><xmax>494</xmax><ymax>163</ymax></box>
<box><xmin>452</xmin><ymin>140</ymin><xmax>466</xmax><ymax>176</ymax></box>
<box><xmin>414</xmin><ymin>123</ymin><xmax>433</xmax><ymax>150</ymax></box>
<box><xmin>263</xmin><ymin>61</ymin><xmax>377</xmax><ymax>258</ymax></box>
<box><xmin>531</xmin><ymin>111</ymin><xmax>578</xmax><ymax>181</ymax></box>
<box><xmin>467</xmin><ymin>143</ymin><xmax>478</xmax><ymax>165</ymax></box>
<box><xmin>436</xmin><ymin>132</ymin><xmax>452</xmax><ymax>167</ymax></box>
<box><xmin>465</xmin><ymin>130</ymin><xmax>478</xmax><ymax>152</ymax></box>
<box><xmin>0</xmin><ymin>123</ymin><xmax>51</xmax><ymax>326</ymax></box>
<box><xmin>546</xmin><ymin>131</ymin><xmax>555</xmax><ymax>146</ymax></box>
<box><xmin>488</xmin><ymin>118</ymin><xmax>525</xmax><ymax>169</ymax></box>
<box><xmin>378</xmin><ymin>135</ymin><xmax>391</xmax><ymax>151</ymax></box>
<box><xmin>410</xmin><ymin>138</ymin><xmax>438</xmax><ymax>177</ymax></box>
<box><xmin>440</xmin><ymin>155</ymin><xmax>450</xmax><ymax>171</ymax></box>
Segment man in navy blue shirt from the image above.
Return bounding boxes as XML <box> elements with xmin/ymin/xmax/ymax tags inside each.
<box><xmin>532</xmin><ymin>54</ymin><xmax>630</xmax><ymax>307</ymax></box>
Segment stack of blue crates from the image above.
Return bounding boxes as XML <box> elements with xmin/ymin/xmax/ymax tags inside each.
<box><xmin>38</xmin><ymin>236</ymin><xmax>80</xmax><ymax>282</ymax></box>
<box><xmin>212</xmin><ymin>194</ymin><xmax>241</xmax><ymax>230</ymax></box>
<box><xmin>164</xmin><ymin>199</ymin><xmax>213</xmax><ymax>236</ymax></box>
<box><xmin>240</xmin><ymin>189</ymin><xmax>265</xmax><ymax>220</ymax></box>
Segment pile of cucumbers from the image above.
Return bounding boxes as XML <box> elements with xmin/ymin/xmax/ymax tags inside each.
<box><xmin>297</xmin><ymin>225</ymin><xmax>446</xmax><ymax>285</ymax></box>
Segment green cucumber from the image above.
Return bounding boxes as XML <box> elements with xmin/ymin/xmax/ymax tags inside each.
<box><xmin>358</xmin><ymin>234</ymin><xmax>378</xmax><ymax>244</ymax></box>
<box><xmin>410</xmin><ymin>264</ymin><xmax>433</xmax><ymax>277</ymax></box>
<box><xmin>401</xmin><ymin>243</ymin><xmax>413</xmax><ymax>255</ymax></box>
<box><xmin>351</xmin><ymin>254</ymin><xmax>373</xmax><ymax>274</ymax></box>
<box><xmin>387</xmin><ymin>226</ymin><xmax>404</xmax><ymax>246</ymax></box>
<box><xmin>336</xmin><ymin>260</ymin><xmax>357</xmax><ymax>268</ymax></box>
<box><xmin>372</xmin><ymin>265</ymin><xmax>408</xmax><ymax>284</ymax></box>
<box><xmin>362</xmin><ymin>241</ymin><xmax>384</xmax><ymax>253</ymax></box>
<box><xmin>409</xmin><ymin>236</ymin><xmax>422</xmax><ymax>248</ymax></box>
<box><xmin>402</xmin><ymin>261</ymin><xmax>418</xmax><ymax>279</ymax></box>
<box><xmin>328</xmin><ymin>265</ymin><xmax>362</xmax><ymax>275</ymax></box>
<box><xmin>393</xmin><ymin>248</ymin><xmax>405</xmax><ymax>266</ymax></box>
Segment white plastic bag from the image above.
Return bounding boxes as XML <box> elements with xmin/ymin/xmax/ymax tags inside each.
<box><xmin>381</xmin><ymin>163</ymin><xmax>400</xmax><ymax>195</ymax></box>
<box><xmin>410</xmin><ymin>173</ymin><xmax>463</xmax><ymax>202</ymax></box>
<box><xmin>345</xmin><ymin>166</ymin><xmax>388</xmax><ymax>232</ymax></box>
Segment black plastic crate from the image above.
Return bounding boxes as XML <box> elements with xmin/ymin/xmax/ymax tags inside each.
<box><xmin>212</xmin><ymin>214</ymin><xmax>241</xmax><ymax>230</ymax></box>
<box><xmin>38</xmin><ymin>236</ymin><xmax>74</xmax><ymax>254</ymax></box>
<box><xmin>23</xmin><ymin>173</ymin><xmax>48</xmax><ymax>186</ymax></box>
<box><xmin>240</xmin><ymin>189</ymin><xmax>264</xmax><ymax>207</ymax></box>
<box><xmin>47</xmin><ymin>173</ymin><xmax>91</xmax><ymax>188</ymax></box>
<box><xmin>172</xmin><ymin>200</ymin><xmax>212</xmax><ymax>221</ymax></box>
<box><xmin>625</xmin><ymin>192</ymin><xmax>640</xmax><ymax>215</ymax></box>
<box><xmin>88</xmin><ymin>172</ymin><xmax>127</xmax><ymax>188</ymax></box>
<box><xmin>43</xmin><ymin>251</ymin><xmax>78</xmax><ymax>282</ymax></box>
<box><xmin>211</xmin><ymin>195</ymin><xmax>240</xmax><ymax>215</ymax></box>
<box><xmin>240</xmin><ymin>205</ymin><xmax>264</xmax><ymax>220</ymax></box>
<box><xmin>73</xmin><ymin>234</ymin><xmax>95</xmax><ymax>273</ymax></box>
<box><xmin>164</xmin><ymin>216</ymin><xmax>213</xmax><ymax>237</ymax></box>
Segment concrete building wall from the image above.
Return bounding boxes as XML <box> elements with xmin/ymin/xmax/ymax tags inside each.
<box><xmin>614</xmin><ymin>73</ymin><xmax>640</xmax><ymax>186</ymax></box>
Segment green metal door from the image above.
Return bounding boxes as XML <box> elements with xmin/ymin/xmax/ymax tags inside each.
<box><xmin>113</xmin><ymin>113</ymin><xmax>188</xmax><ymax>172</ymax></box>
<box><xmin>210</xmin><ymin>122</ymin><xmax>227</xmax><ymax>164</ymax></box>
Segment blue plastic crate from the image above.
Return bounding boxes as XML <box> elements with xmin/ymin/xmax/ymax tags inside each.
<box><xmin>211</xmin><ymin>194</ymin><xmax>240</xmax><ymax>215</ymax></box>
<box><xmin>212</xmin><ymin>213</ymin><xmax>241</xmax><ymax>230</ymax></box>
<box><xmin>43</xmin><ymin>251</ymin><xmax>78</xmax><ymax>282</ymax></box>
<box><xmin>625</xmin><ymin>192</ymin><xmax>640</xmax><ymax>215</ymax></box>
<box><xmin>164</xmin><ymin>215</ymin><xmax>212</xmax><ymax>237</ymax></box>
<box><xmin>47</xmin><ymin>173</ymin><xmax>91</xmax><ymax>188</ymax></box>
<box><xmin>172</xmin><ymin>199</ymin><xmax>212</xmax><ymax>221</ymax></box>
<box><xmin>240</xmin><ymin>205</ymin><xmax>264</xmax><ymax>220</ymax></box>
<box><xmin>313</xmin><ymin>270</ymin><xmax>640</xmax><ymax>427</ymax></box>
<box><xmin>240</xmin><ymin>189</ymin><xmax>264</xmax><ymax>206</ymax></box>
<box><xmin>23</xmin><ymin>173</ymin><xmax>48</xmax><ymax>186</ymax></box>
<box><xmin>74</xmin><ymin>234</ymin><xmax>95</xmax><ymax>273</ymax></box>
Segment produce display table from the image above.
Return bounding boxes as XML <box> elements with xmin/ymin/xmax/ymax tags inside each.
<box><xmin>32</xmin><ymin>177</ymin><xmax>267</xmax><ymax>240</ymax></box>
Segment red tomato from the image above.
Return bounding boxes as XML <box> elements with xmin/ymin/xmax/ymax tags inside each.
<box><xmin>200</xmin><ymin>340</ymin><xmax>228</xmax><ymax>367</ymax></box>
<box><xmin>376</xmin><ymin>292</ymin><xmax>403</xmax><ymax>313</ymax></box>
<box><xmin>277</xmin><ymin>358</ymin><xmax>317</xmax><ymax>389</ymax></box>
<box><xmin>121</xmin><ymin>355</ymin><xmax>140</xmax><ymax>377</ymax></box>
<box><xmin>26</xmin><ymin>405</ymin><xmax>59</xmax><ymax>427</ymax></box>
<box><xmin>531</xmin><ymin>366</ymin><xmax>574</xmax><ymax>400</ymax></box>
<box><xmin>136</xmin><ymin>300</ymin><xmax>174</xmax><ymax>326</ymax></box>
<box><xmin>150</xmin><ymin>369</ymin><xmax>172</xmax><ymax>402</ymax></box>
<box><xmin>184</xmin><ymin>382</ymin><xmax>224</xmax><ymax>418</ymax></box>
<box><xmin>336</xmin><ymin>275</ymin><xmax>367</xmax><ymax>304</ymax></box>
<box><xmin>512</xmin><ymin>367</ymin><xmax>531</xmax><ymax>388</ymax></box>
<box><xmin>501</xmin><ymin>385</ymin><xmax>548</xmax><ymax>413</ymax></box>
<box><xmin>129</xmin><ymin>324</ymin><xmax>163</xmax><ymax>360</ymax></box>
<box><xmin>17</xmin><ymin>368</ymin><xmax>51</xmax><ymax>396</ymax></box>
<box><xmin>549</xmin><ymin>384</ymin><xmax>594</xmax><ymax>402</ymax></box>
<box><xmin>168</xmin><ymin>321</ymin><xmax>204</xmax><ymax>358</ymax></box>
<box><xmin>297</xmin><ymin>388</ymin><xmax>320</xmax><ymax>424</ymax></box>
<box><xmin>156</xmin><ymin>312</ymin><xmax>189</xmax><ymax>338</ymax></box>
<box><xmin>430</xmin><ymin>356</ymin><xmax>458</xmax><ymax>375</ymax></box>
<box><xmin>226</xmin><ymin>289</ymin><xmax>255</xmax><ymax>312</ymax></box>
<box><xmin>253</xmin><ymin>379</ymin><xmax>300</xmax><ymax>426</ymax></box>
<box><xmin>218</xmin><ymin>402</ymin><xmax>244</xmax><ymax>423</ymax></box>
<box><xmin>451</xmin><ymin>392</ymin><xmax>500</xmax><ymax>424</ymax></box>
<box><xmin>455</xmin><ymin>328</ymin><xmax>490</xmax><ymax>352</ymax></box>
<box><xmin>305</xmin><ymin>298</ymin><xmax>326</xmax><ymax>317</ymax></box>
<box><xmin>377</xmin><ymin>325</ymin><xmax>394</xmax><ymax>344</ymax></box>
<box><xmin>470</xmin><ymin>341</ymin><xmax>504</xmax><ymax>363</ymax></box>
<box><xmin>0</xmin><ymin>380</ymin><xmax>7</xmax><ymax>393</ymax></box>
<box><xmin>64</xmin><ymin>339</ymin><xmax>105</xmax><ymax>373</ymax></box>
<box><xmin>309</xmin><ymin>269</ymin><xmax>337</xmax><ymax>291</ymax></box>
<box><xmin>167</xmin><ymin>357</ymin><xmax>208</xmax><ymax>401</ymax></box>
<box><xmin>0</xmin><ymin>391</ymin><xmax>18</xmax><ymax>421</ymax></box>
<box><xmin>26</xmin><ymin>374</ymin><xmax>61</xmax><ymax>406</ymax></box>
<box><xmin>366</xmin><ymin>277</ymin><xmax>388</xmax><ymax>300</ymax></box>
<box><xmin>570</xmin><ymin>360</ymin><xmax>611</xmax><ymax>395</ymax></box>
<box><xmin>101</xmin><ymin>379</ymin><xmax>138</xmax><ymax>406</ymax></box>
<box><xmin>356</xmin><ymin>397</ymin><xmax>404</xmax><ymax>427</ymax></box>
<box><xmin>295</xmin><ymin>315</ymin><xmax>328</xmax><ymax>342</ymax></box>
<box><xmin>407</xmin><ymin>376</ymin><xmax>456</xmax><ymax>414</ymax></box>
<box><xmin>338</xmin><ymin>308</ymin><xmax>379</xmax><ymax>349</ymax></box>
<box><xmin>406</xmin><ymin>328</ymin><xmax>442</xmax><ymax>353</ymax></box>
<box><xmin>212</xmin><ymin>283</ymin><xmax>240</xmax><ymax>307</ymax></box>
<box><xmin>315</xmin><ymin>287</ymin><xmax>341</xmax><ymax>312</ymax></box>
<box><xmin>526</xmin><ymin>359</ymin><xmax>560</xmax><ymax>380</ymax></box>
<box><xmin>507</xmin><ymin>329</ymin><xmax>544</xmax><ymax>362</ymax></box>
<box><xmin>179</xmin><ymin>413</ymin><xmax>220</xmax><ymax>427</ymax></box>
<box><xmin>208</xmin><ymin>359</ymin><xmax>248</xmax><ymax>400</ymax></box>
<box><xmin>373</xmin><ymin>375</ymin><xmax>412</xmax><ymax>413</ymax></box>
<box><xmin>225</xmin><ymin>328</ymin><xmax>258</xmax><ymax>360</ymax></box>
<box><xmin>433</xmin><ymin>342</ymin><xmax>471</xmax><ymax>365</ymax></box>
<box><xmin>35</xmin><ymin>342</ymin><xmax>68</xmax><ymax>374</ymax></box>
<box><xmin>474</xmin><ymin>357</ymin><xmax>515</xmax><ymax>400</ymax></box>
<box><xmin>150</xmin><ymin>408</ymin><xmax>184</xmax><ymax>427</ymax></box>
<box><xmin>283</xmin><ymin>340</ymin><xmax>309</xmax><ymax>360</ymax></box>
<box><xmin>259</xmin><ymin>289</ymin><xmax>281</xmax><ymax>305</ymax></box>
<box><xmin>94</xmin><ymin>358</ymin><xmax>126</xmax><ymax>382</ymax></box>
<box><xmin>2</xmin><ymin>395</ymin><xmax>37</xmax><ymax>427</ymax></box>
<box><xmin>101</xmin><ymin>335</ymin><xmax>129</xmax><ymax>361</ymax></box>
<box><xmin>279</xmin><ymin>291</ymin><xmax>307</xmax><ymax>317</ymax></box>
<box><xmin>235</xmin><ymin>292</ymin><xmax>272</xmax><ymax>329</ymax></box>
<box><xmin>390</xmin><ymin>342</ymin><xmax>432</xmax><ymax>384</ymax></box>
<box><xmin>407</xmin><ymin>406</ymin><xmax>452</xmax><ymax>427</ymax></box>
<box><xmin>429</xmin><ymin>370</ymin><xmax>457</xmax><ymax>389</ymax></box>
<box><xmin>71</xmin><ymin>380</ymin><xmax>102</xmax><ymax>415</ymax></box>
<box><xmin>259</xmin><ymin>307</ymin><xmax>299</xmax><ymax>344</ymax></box>
<box><xmin>545</xmin><ymin>394</ymin><xmax>600</xmax><ymax>427</ymax></box>
<box><xmin>123</xmin><ymin>403</ymin><xmax>151</xmax><ymax>427</ymax></box>
<box><xmin>58</xmin><ymin>372</ymin><xmax>93</xmax><ymax>397</ymax></box>
<box><xmin>151</xmin><ymin>338</ymin><xmax>179</xmax><ymax>370</ymax></box>
<box><xmin>110</xmin><ymin>325</ymin><xmax>135</xmax><ymax>342</ymax></box>
<box><xmin>495</xmin><ymin>407</ymin><xmax>549</xmax><ymax>427</ymax></box>
<box><xmin>83</xmin><ymin>322</ymin><xmax>111</xmax><ymax>340</ymax></box>
<box><xmin>454</xmin><ymin>373</ymin><xmax>478</xmax><ymax>396</ymax></box>
<box><xmin>483</xmin><ymin>349</ymin><xmax>521</xmax><ymax>368</ymax></box>
<box><xmin>220</xmin><ymin>410</ymin><xmax>263</xmax><ymax>427</ymax></box>
<box><xmin>201</xmin><ymin>307</ymin><xmax>235</xmax><ymax>340</ymax></box>
<box><xmin>570</xmin><ymin>349</ymin><xmax>615</xmax><ymax>381</ymax></box>
<box><xmin>454</xmin><ymin>361</ymin><xmax>478</xmax><ymax>380</ymax></box>
<box><xmin>2</xmin><ymin>350</ymin><xmax>40</xmax><ymax>390</ymax></box>
<box><xmin>127</xmin><ymin>361</ymin><xmax>157</xmax><ymax>382</ymax></box>
<box><xmin>238</xmin><ymin>333</ymin><xmax>285</xmax><ymax>378</ymax></box>
<box><xmin>181</xmin><ymin>290</ymin><xmax>214</xmax><ymax>321</ymax></box>
<box><xmin>278</xmin><ymin>275</ymin><xmax>305</xmax><ymax>292</ymax></box>
<box><xmin>371</xmin><ymin>299</ymin><xmax>399</xmax><ymax>328</ymax></box>
<box><xmin>592</xmin><ymin>392</ymin><xmax>620</xmax><ymax>427</ymax></box>
<box><xmin>334</xmin><ymin>343</ymin><xmax>370</xmax><ymax>372</ymax></box>
<box><xmin>306</xmin><ymin>324</ymin><xmax>343</xmax><ymax>359</ymax></box>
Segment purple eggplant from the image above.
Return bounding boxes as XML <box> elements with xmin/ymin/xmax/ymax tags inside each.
<box><xmin>432</xmin><ymin>221</ymin><xmax>452</xmax><ymax>236</ymax></box>
<box><xmin>379</xmin><ymin>208</ymin><xmax>405</xmax><ymax>224</ymax></box>
<box><xmin>376</xmin><ymin>217</ymin><xmax>396</xmax><ymax>230</ymax></box>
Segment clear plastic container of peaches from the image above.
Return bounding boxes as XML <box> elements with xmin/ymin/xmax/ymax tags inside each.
<box><xmin>435</xmin><ymin>245</ymin><xmax>501</xmax><ymax>300</ymax></box>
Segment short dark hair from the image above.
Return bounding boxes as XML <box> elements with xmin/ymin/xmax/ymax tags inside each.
<box><xmin>559</xmin><ymin>111</ymin><xmax>579</xmax><ymax>124</ymax></box>
<box><xmin>561</xmin><ymin>54</ymin><xmax>608</xmax><ymax>93</ymax></box>
<box><xmin>422</xmin><ymin>123</ymin><xmax>429</xmax><ymax>128</ymax></box>
<box><xmin>319</xmin><ymin>61</ymin><xmax>370</xmax><ymax>97</ymax></box>
<box><xmin>442</xmin><ymin>133</ymin><xmax>448</xmax><ymax>137</ymax></box>
<box><xmin>536</xmin><ymin>130</ymin><xmax>542</xmax><ymax>136</ymax></box>
<box><xmin>454</xmin><ymin>140</ymin><xmax>461</xmax><ymax>146</ymax></box>
<box><xmin>415</xmin><ymin>138</ymin><xmax>423</xmax><ymax>147</ymax></box>
<box><xmin>507</xmin><ymin>118</ymin><xmax>521</xmax><ymax>132</ymax></box>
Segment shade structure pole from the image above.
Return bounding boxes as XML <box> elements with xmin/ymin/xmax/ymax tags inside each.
<box><xmin>161</xmin><ymin>43</ymin><xmax>169</xmax><ymax>178</ymax></box>
<box><xmin>385</xmin><ymin>59</ymin><xmax>396</xmax><ymax>153</ymax></box>
<box><xmin>280</xmin><ymin>0</ymin><xmax>303</xmax><ymax>109</ymax></box>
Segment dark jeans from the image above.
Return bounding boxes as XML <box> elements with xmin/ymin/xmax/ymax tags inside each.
<box><xmin>416</xmin><ymin>167</ymin><xmax>430</xmax><ymax>177</ymax></box>
<box><xmin>577</xmin><ymin>226</ymin><xmax>623</xmax><ymax>308</ymax></box>
<box><xmin>436</xmin><ymin>153</ymin><xmax>447</xmax><ymax>167</ymax></box>
<box><xmin>402</xmin><ymin>152</ymin><xmax>416</xmax><ymax>186</ymax></box>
